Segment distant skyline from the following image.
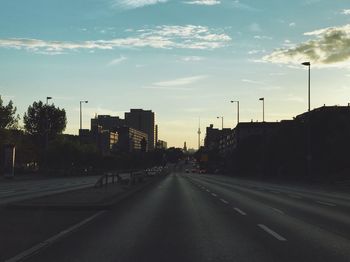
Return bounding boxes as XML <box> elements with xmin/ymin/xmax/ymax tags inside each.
<box><xmin>1</xmin><ymin>0</ymin><xmax>350</xmax><ymax>148</ymax></box>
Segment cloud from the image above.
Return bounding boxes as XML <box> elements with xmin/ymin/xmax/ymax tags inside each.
<box><xmin>254</xmin><ymin>35</ymin><xmax>272</xmax><ymax>40</ymax></box>
<box><xmin>289</xmin><ymin>22</ymin><xmax>296</xmax><ymax>27</ymax></box>
<box><xmin>232</xmin><ymin>0</ymin><xmax>258</xmax><ymax>11</ymax></box>
<box><xmin>108</xmin><ymin>55</ymin><xmax>127</xmax><ymax>66</ymax></box>
<box><xmin>184</xmin><ymin>0</ymin><xmax>220</xmax><ymax>5</ymax></box>
<box><xmin>153</xmin><ymin>75</ymin><xmax>208</xmax><ymax>87</ymax></box>
<box><xmin>342</xmin><ymin>9</ymin><xmax>350</xmax><ymax>15</ymax></box>
<box><xmin>111</xmin><ymin>0</ymin><xmax>167</xmax><ymax>9</ymax></box>
<box><xmin>263</xmin><ymin>24</ymin><xmax>350</xmax><ymax>67</ymax></box>
<box><xmin>0</xmin><ymin>25</ymin><xmax>231</xmax><ymax>54</ymax></box>
<box><xmin>180</xmin><ymin>56</ymin><xmax>205</xmax><ymax>61</ymax></box>
<box><xmin>241</xmin><ymin>79</ymin><xmax>265</xmax><ymax>85</ymax></box>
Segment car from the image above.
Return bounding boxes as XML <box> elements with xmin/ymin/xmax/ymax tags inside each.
<box><xmin>185</xmin><ymin>169</ymin><xmax>190</xmax><ymax>173</ymax></box>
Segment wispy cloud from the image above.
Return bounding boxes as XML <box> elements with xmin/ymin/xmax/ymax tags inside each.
<box><xmin>0</xmin><ymin>25</ymin><xmax>231</xmax><ymax>54</ymax></box>
<box><xmin>154</xmin><ymin>75</ymin><xmax>208</xmax><ymax>87</ymax></box>
<box><xmin>184</xmin><ymin>0</ymin><xmax>220</xmax><ymax>6</ymax></box>
<box><xmin>248</xmin><ymin>49</ymin><xmax>266</xmax><ymax>55</ymax></box>
<box><xmin>142</xmin><ymin>75</ymin><xmax>208</xmax><ymax>91</ymax></box>
<box><xmin>241</xmin><ymin>79</ymin><xmax>265</xmax><ymax>85</ymax></box>
<box><xmin>111</xmin><ymin>0</ymin><xmax>167</xmax><ymax>9</ymax></box>
<box><xmin>254</xmin><ymin>35</ymin><xmax>272</xmax><ymax>40</ymax></box>
<box><xmin>263</xmin><ymin>24</ymin><xmax>350</xmax><ymax>67</ymax></box>
<box><xmin>108</xmin><ymin>55</ymin><xmax>127</xmax><ymax>66</ymax></box>
<box><xmin>232</xmin><ymin>0</ymin><xmax>258</xmax><ymax>11</ymax></box>
<box><xmin>180</xmin><ymin>56</ymin><xmax>205</xmax><ymax>62</ymax></box>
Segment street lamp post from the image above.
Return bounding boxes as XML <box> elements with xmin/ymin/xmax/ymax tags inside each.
<box><xmin>259</xmin><ymin>97</ymin><xmax>265</xmax><ymax>122</ymax></box>
<box><xmin>230</xmin><ymin>100</ymin><xmax>240</xmax><ymax>126</ymax></box>
<box><xmin>217</xmin><ymin>116</ymin><xmax>224</xmax><ymax>129</ymax></box>
<box><xmin>302</xmin><ymin>62</ymin><xmax>311</xmax><ymax>112</ymax></box>
<box><xmin>302</xmin><ymin>62</ymin><xmax>312</xmax><ymax>177</ymax></box>
<box><xmin>80</xmin><ymin>100</ymin><xmax>88</xmax><ymax>130</ymax></box>
<box><xmin>45</xmin><ymin>97</ymin><xmax>52</xmax><ymax>149</ymax></box>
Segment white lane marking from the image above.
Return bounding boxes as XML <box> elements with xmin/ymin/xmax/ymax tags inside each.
<box><xmin>288</xmin><ymin>194</ymin><xmax>302</xmax><ymax>199</ymax></box>
<box><xmin>220</xmin><ymin>199</ymin><xmax>229</xmax><ymax>204</ymax></box>
<box><xmin>211</xmin><ymin>193</ymin><xmax>217</xmax><ymax>197</ymax></box>
<box><xmin>316</xmin><ymin>201</ymin><xmax>337</xmax><ymax>207</ymax></box>
<box><xmin>206</xmin><ymin>189</ymin><xmax>210</xmax><ymax>193</ymax></box>
<box><xmin>258</xmin><ymin>224</ymin><xmax>287</xmax><ymax>241</ymax></box>
<box><xmin>5</xmin><ymin>211</ymin><xmax>106</xmax><ymax>262</ymax></box>
<box><xmin>233</xmin><ymin>207</ymin><xmax>247</xmax><ymax>216</ymax></box>
<box><xmin>271</xmin><ymin>207</ymin><xmax>284</xmax><ymax>214</ymax></box>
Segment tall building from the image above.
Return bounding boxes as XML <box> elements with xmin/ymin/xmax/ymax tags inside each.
<box><xmin>125</xmin><ymin>109</ymin><xmax>155</xmax><ymax>150</ymax></box>
<box><xmin>116</xmin><ymin>127</ymin><xmax>148</xmax><ymax>152</ymax></box>
<box><xmin>91</xmin><ymin>115</ymin><xmax>125</xmax><ymax>132</ymax></box>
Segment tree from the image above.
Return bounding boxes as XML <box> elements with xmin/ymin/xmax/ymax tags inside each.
<box><xmin>0</xmin><ymin>95</ymin><xmax>20</xmax><ymax>129</ymax></box>
<box><xmin>23</xmin><ymin>101</ymin><xmax>67</xmax><ymax>138</ymax></box>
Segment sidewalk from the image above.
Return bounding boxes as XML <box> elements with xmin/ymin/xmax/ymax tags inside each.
<box><xmin>6</xmin><ymin>175</ymin><xmax>160</xmax><ymax>210</ymax></box>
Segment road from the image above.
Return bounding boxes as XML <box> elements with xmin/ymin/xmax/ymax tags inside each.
<box><xmin>6</xmin><ymin>172</ymin><xmax>350</xmax><ymax>262</ymax></box>
<box><xmin>0</xmin><ymin>176</ymin><xmax>100</xmax><ymax>205</ymax></box>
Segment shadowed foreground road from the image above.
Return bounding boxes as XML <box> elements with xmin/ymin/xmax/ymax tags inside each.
<box><xmin>18</xmin><ymin>173</ymin><xmax>350</xmax><ymax>262</ymax></box>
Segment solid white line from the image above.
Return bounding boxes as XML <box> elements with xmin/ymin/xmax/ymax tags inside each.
<box><xmin>258</xmin><ymin>224</ymin><xmax>287</xmax><ymax>241</ymax></box>
<box><xmin>220</xmin><ymin>199</ymin><xmax>229</xmax><ymax>204</ymax></box>
<box><xmin>211</xmin><ymin>193</ymin><xmax>217</xmax><ymax>197</ymax></box>
<box><xmin>233</xmin><ymin>207</ymin><xmax>247</xmax><ymax>216</ymax></box>
<box><xmin>5</xmin><ymin>211</ymin><xmax>106</xmax><ymax>262</ymax></box>
<box><xmin>0</xmin><ymin>190</ymin><xmax>15</xmax><ymax>194</ymax></box>
<box><xmin>316</xmin><ymin>201</ymin><xmax>336</xmax><ymax>207</ymax></box>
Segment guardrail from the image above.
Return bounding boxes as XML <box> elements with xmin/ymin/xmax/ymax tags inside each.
<box><xmin>94</xmin><ymin>167</ymin><xmax>169</xmax><ymax>188</ymax></box>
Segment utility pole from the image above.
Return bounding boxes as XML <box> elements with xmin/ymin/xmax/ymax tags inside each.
<box><xmin>197</xmin><ymin>117</ymin><xmax>201</xmax><ymax>150</ymax></box>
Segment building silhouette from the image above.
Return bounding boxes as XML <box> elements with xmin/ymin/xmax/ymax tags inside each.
<box><xmin>125</xmin><ymin>109</ymin><xmax>155</xmax><ymax>150</ymax></box>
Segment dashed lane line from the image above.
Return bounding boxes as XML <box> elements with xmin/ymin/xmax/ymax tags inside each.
<box><xmin>220</xmin><ymin>199</ymin><xmax>229</xmax><ymax>204</ymax></box>
<box><xmin>271</xmin><ymin>207</ymin><xmax>284</xmax><ymax>215</ymax></box>
<box><xmin>258</xmin><ymin>224</ymin><xmax>287</xmax><ymax>241</ymax></box>
<box><xmin>233</xmin><ymin>207</ymin><xmax>247</xmax><ymax>216</ymax></box>
<box><xmin>211</xmin><ymin>193</ymin><xmax>218</xmax><ymax>197</ymax></box>
<box><xmin>316</xmin><ymin>201</ymin><xmax>337</xmax><ymax>207</ymax></box>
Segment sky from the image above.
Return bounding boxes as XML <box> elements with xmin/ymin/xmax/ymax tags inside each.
<box><xmin>1</xmin><ymin>0</ymin><xmax>350</xmax><ymax>148</ymax></box>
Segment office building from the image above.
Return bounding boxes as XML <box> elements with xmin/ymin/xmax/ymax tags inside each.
<box><xmin>116</xmin><ymin>127</ymin><xmax>148</xmax><ymax>152</ymax></box>
<box><xmin>125</xmin><ymin>109</ymin><xmax>155</xmax><ymax>150</ymax></box>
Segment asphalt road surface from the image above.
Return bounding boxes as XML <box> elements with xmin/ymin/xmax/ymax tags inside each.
<box><xmin>9</xmin><ymin>172</ymin><xmax>350</xmax><ymax>262</ymax></box>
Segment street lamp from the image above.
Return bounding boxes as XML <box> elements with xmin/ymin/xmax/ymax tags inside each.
<box><xmin>79</xmin><ymin>100</ymin><xmax>88</xmax><ymax>130</ymax></box>
<box><xmin>259</xmin><ymin>97</ymin><xmax>265</xmax><ymax>122</ymax></box>
<box><xmin>46</xmin><ymin>96</ymin><xmax>52</xmax><ymax>105</ymax></box>
<box><xmin>217</xmin><ymin>116</ymin><xmax>224</xmax><ymax>129</ymax></box>
<box><xmin>230</xmin><ymin>100</ymin><xmax>240</xmax><ymax>126</ymax></box>
<box><xmin>302</xmin><ymin>62</ymin><xmax>311</xmax><ymax>112</ymax></box>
